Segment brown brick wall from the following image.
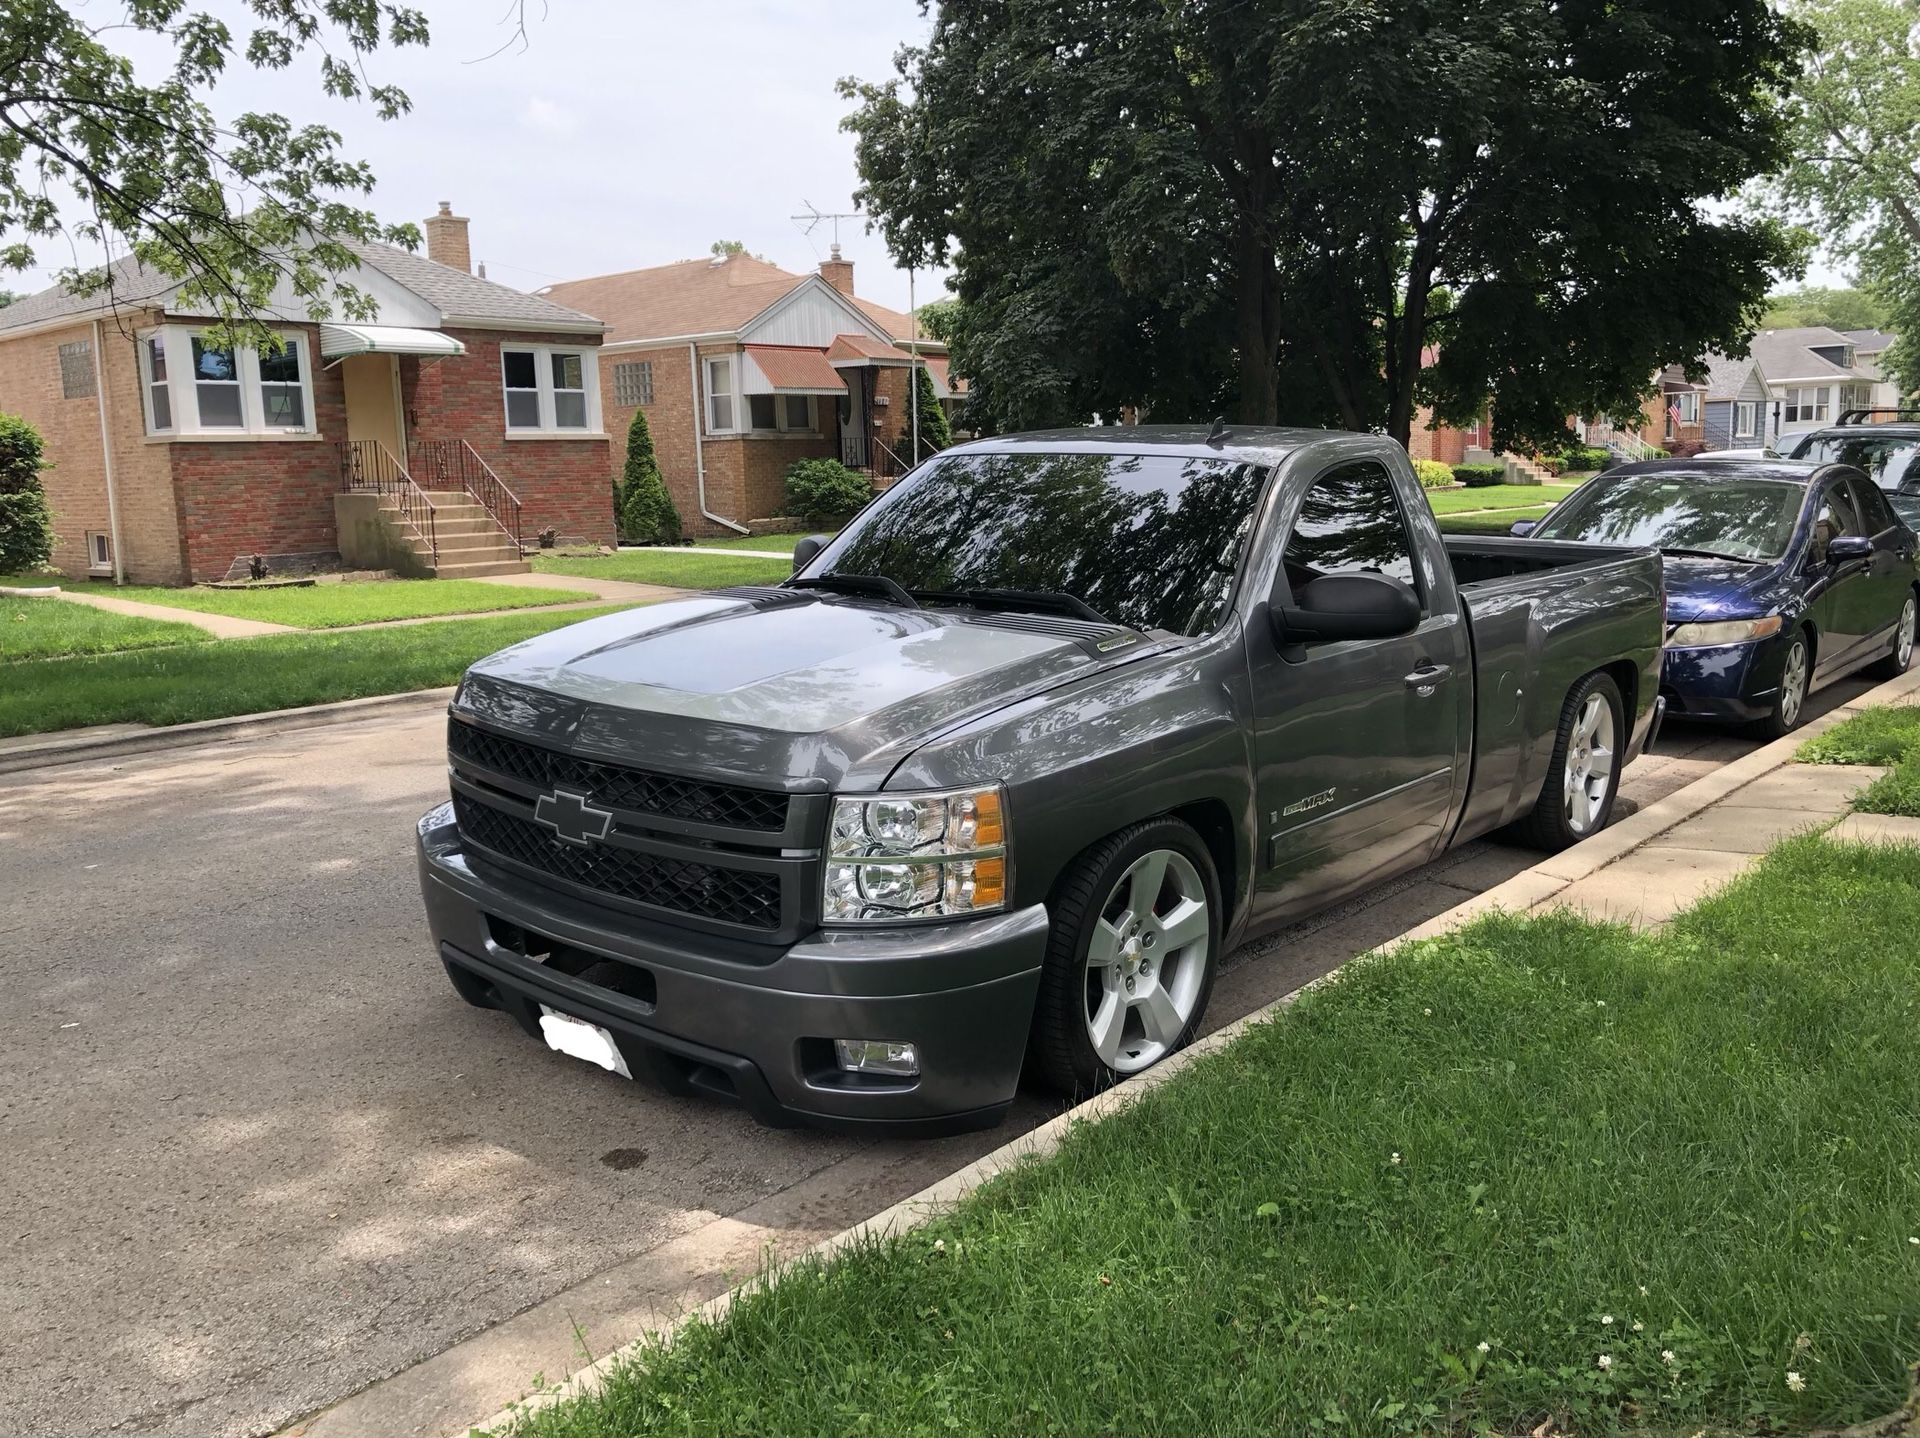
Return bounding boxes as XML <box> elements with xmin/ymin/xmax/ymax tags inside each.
<box><xmin>1408</xmin><ymin>406</ymin><xmax>1470</xmax><ymax>467</ymax></box>
<box><xmin>408</xmin><ymin>328</ymin><xmax>614</xmax><ymax>547</ymax></box>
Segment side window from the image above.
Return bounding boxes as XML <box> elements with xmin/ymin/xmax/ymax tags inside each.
<box><xmin>1282</xmin><ymin>463</ymin><xmax>1420</xmax><ymax>600</ymax></box>
<box><xmin>1849</xmin><ymin>477</ymin><xmax>1897</xmax><ymax>534</ymax></box>
<box><xmin>1809</xmin><ymin>483</ymin><xmax>1862</xmax><ymax>564</ymax></box>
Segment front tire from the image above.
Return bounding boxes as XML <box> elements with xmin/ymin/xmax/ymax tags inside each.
<box><xmin>1028</xmin><ymin>818</ymin><xmax>1221</xmax><ymax>1098</ymax></box>
<box><xmin>1515</xmin><ymin>671</ymin><xmax>1625</xmax><ymax>852</ymax></box>
<box><xmin>1751</xmin><ymin>629</ymin><xmax>1812</xmax><ymax>739</ymax></box>
<box><xmin>1866</xmin><ymin>593</ymin><xmax>1917</xmax><ymax>681</ymax></box>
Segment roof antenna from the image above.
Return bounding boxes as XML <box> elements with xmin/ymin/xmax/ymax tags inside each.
<box><xmin>1206</xmin><ymin>415</ymin><xmax>1228</xmax><ymax>446</ymax></box>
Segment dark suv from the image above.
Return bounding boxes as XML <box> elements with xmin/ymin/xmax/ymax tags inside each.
<box><xmin>1790</xmin><ymin>409</ymin><xmax>1920</xmax><ymax>527</ymax></box>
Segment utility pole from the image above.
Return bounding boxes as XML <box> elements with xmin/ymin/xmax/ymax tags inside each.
<box><xmin>909</xmin><ymin>266</ymin><xmax>920</xmax><ymax>465</ymax></box>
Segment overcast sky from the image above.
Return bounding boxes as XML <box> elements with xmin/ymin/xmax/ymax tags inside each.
<box><xmin>13</xmin><ymin>1</ymin><xmax>948</xmax><ymax>312</ymax></box>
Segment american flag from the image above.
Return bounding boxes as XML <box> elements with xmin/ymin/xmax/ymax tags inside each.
<box><xmin>1668</xmin><ymin>402</ymin><xmax>1684</xmax><ymax>427</ymax></box>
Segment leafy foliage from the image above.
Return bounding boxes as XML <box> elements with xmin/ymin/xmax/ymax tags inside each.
<box><xmin>784</xmin><ymin>458</ymin><xmax>873</xmax><ymax>522</ymax></box>
<box><xmin>616</xmin><ymin>407</ymin><xmax>680</xmax><ymax>546</ymax></box>
<box><xmin>1452</xmin><ymin>464</ymin><xmax>1509</xmax><ymax>488</ymax></box>
<box><xmin>1760</xmin><ymin>284</ymin><xmax>1889</xmax><ymax>332</ymax></box>
<box><xmin>1762</xmin><ymin>0</ymin><xmax>1920</xmax><ymax>397</ymax></box>
<box><xmin>841</xmin><ymin>1</ymin><xmax>1808</xmax><ymax>451</ymax></box>
<box><xmin>0</xmin><ymin>412</ymin><xmax>53</xmax><ymax>574</ymax></box>
<box><xmin>1564</xmin><ymin>446</ymin><xmax>1613</xmax><ymax>474</ymax></box>
<box><xmin>911</xmin><ymin>365</ymin><xmax>951</xmax><ymax>458</ymax></box>
<box><xmin>0</xmin><ymin>0</ymin><xmax>431</xmax><ymax>350</ymax></box>
<box><xmin>1412</xmin><ymin>459</ymin><xmax>1454</xmax><ymax>489</ymax></box>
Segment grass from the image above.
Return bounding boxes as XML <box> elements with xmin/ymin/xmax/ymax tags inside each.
<box><xmin>77</xmin><ymin>577</ymin><xmax>586</xmax><ymax>628</ymax></box>
<box><xmin>0</xmin><ymin>604</ymin><xmax>636</xmax><ymax>737</ymax></box>
<box><xmin>687</xmin><ymin>532</ymin><xmax>815</xmax><ymax>553</ymax></box>
<box><xmin>2</xmin><ymin>595</ymin><xmax>208</xmax><ymax>661</ymax></box>
<box><xmin>533</xmin><ymin>551</ymin><xmax>789</xmax><ymax>589</ymax></box>
<box><xmin>500</xmin><ymin>835</ymin><xmax>1920</xmax><ymax>1438</ymax></box>
<box><xmin>1438</xmin><ymin>505</ymin><xmax>1557</xmax><ymax>536</ymax></box>
<box><xmin>1799</xmin><ymin>704</ymin><xmax>1920</xmax><ymax>816</ymax></box>
<box><xmin>1424</xmin><ymin>481</ymin><xmax>1586</xmax><ymax>516</ymax></box>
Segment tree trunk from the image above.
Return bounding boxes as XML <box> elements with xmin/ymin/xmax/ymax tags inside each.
<box><xmin>1388</xmin><ymin>219</ymin><xmax>1441</xmax><ymax>449</ymax></box>
<box><xmin>1233</xmin><ymin>225</ymin><xmax>1281</xmax><ymax>425</ymax></box>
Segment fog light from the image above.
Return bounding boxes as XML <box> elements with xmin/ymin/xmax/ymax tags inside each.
<box><xmin>833</xmin><ymin>1039</ymin><xmax>920</xmax><ymax>1077</ymax></box>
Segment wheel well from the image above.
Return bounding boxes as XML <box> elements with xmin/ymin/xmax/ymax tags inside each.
<box><xmin>1600</xmin><ymin>659</ymin><xmax>1639</xmax><ymax>723</ymax></box>
<box><xmin>1167</xmin><ymin>798</ymin><xmax>1239</xmax><ymax>932</ymax></box>
<box><xmin>1799</xmin><ymin>620</ymin><xmax>1818</xmax><ymax>668</ymax></box>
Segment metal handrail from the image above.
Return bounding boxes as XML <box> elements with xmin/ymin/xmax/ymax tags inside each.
<box><xmin>339</xmin><ymin>439</ymin><xmax>436</xmax><ymax>566</ymax></box>
<box><xmin>410</xmin><ymin>439</ymin><xmax>523</xmax><ymax>551</ymax></box>
<box><xmin>869</xmin><ymin>436</ymin><xmax>912</xmax><ymax>478</ymax></box>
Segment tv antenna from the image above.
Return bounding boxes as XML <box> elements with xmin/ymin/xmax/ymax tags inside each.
<box><xmin>791</xmin><ymin>200</ymin><xmax>862</xmax><ymax>256</ymax></box>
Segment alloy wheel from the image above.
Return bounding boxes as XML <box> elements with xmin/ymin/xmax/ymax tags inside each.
<box><xmin>1897</xmin><ymin>600</ymin><xmax>1916</xmax><ymax>670</ymax></box>
<box><xmin>1780</xmin><ymin>639</ymin><xmax>1808</xmax><ymax>728</ymax></box>
<box><xmin>1083</xmin><ymin>848</ymin><xmax>1210</xmax><ymax>1074</ymax></box>
<box><xmin>1562</xmin><ymin>692</ymin><xmax>1616</xmax><ymax>836</ymax></box>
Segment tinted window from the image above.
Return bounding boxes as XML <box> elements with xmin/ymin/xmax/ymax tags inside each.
<box><xmin>1849</xmin><ymin>477</ymin><xmax>1899</xmax><ymax>533</ymax></box>
<box><xmin>811</xmin><ymin>451</ymin><xmax>1264</xmax><ymax>636</ymax></box>
<box><xmin>1535</xmin><ymin>475</ymin><xmax>1805</xmax><ymax>562</ymax></box>
<box><xmin>1282</xmin><ymin>464</ymin><xmax>1419</xmax><ymax>596</ymax></box>
<box><xmin>1794</xmin><ymin>434</ymin><xmax>1920</xmax><ymax>493</ymax></box>
<box><xmin>1810</xmin><ymin>483</ymin><xmax>1862</xmax><ymax>564</ymax></box>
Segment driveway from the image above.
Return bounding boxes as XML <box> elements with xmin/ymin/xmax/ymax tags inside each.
<box><xmin>0</xmin><ymin>688</ymin><xmax>1866</xmax><ymax>1438</ymax></box>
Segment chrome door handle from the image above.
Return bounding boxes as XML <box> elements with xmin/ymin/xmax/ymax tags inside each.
<box><xmin>1405</xmin><ymin>663</ymin><xmax>1451</xmax><ymax>696</ymax></box>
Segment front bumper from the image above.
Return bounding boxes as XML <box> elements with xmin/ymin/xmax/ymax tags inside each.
<box><xmin>1660</xmin><ymin>635</ymin><xmax>1787</xmax><ymax>723</ymax></box>
<box><xmin>417</xmin><ymin>803</ymin><xmax>1048</xmax><ymax>1134</ymax></box>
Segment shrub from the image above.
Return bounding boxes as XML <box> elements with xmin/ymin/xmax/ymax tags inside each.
<box><xmin>1452</xmin><ymin>464</ymin><xmax>1508</xmax><ymax>488</ymax></box>
<box><xmin>616</xmin><ymin>408</ymin><xmax>681</xmax><ymax>546</ymax></box>
<box><xmin>1564</xmin><ymin>445</ymin><xmax>1611</xmax><ymax>473</ymax></box>
<box><xmin>1533</xmin><ymin>454</ymin><xmax>1565</xmax><ymax>476</ymax></box>
<box><xmin>913</xmin><ymin>365</ymin><xmax>952</xmax><ymax>457</ymax></box>
<box><xmin>0</xmin><ymin>412</ymin><xmax>54</xmax><ymax>574</ymax></box>
<box><xmin>1412</xmin><ymin>459</ymin><xmax>1454</xmax><ymax>489</ymax></box>
<box><xmin>785</xmin><ymin>457</ymin><xmax>873</xmax><ymax>522</ymax></box>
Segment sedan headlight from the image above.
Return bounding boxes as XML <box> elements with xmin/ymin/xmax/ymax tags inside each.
<box><xmin>823</xmin><ymin>786</ymin><xmax>1007</xmax><ymax>923</ymax></box>
<box><xmin>1667</xmin><ymin>616</ymin><xmax>1784</xmax><ymax>647</ymax></box>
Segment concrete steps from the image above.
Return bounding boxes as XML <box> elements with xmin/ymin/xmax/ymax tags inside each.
<box><xmin>366</xmin><ymin>491</ymin><xmax>530</xmax><ymax>578</ymax></box>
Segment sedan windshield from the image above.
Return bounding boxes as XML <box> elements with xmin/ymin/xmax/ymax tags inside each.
<box><xmin>803</xmin><ymin>451</ymin><xmax>1265</xmax><ymax>636</ymax></box>
<box><xmin>1534</xmin><ymin>476</ymin><xmax>1804</xmax><ymax>562</ymax></box>
<box><xmin>1791</xmin><ymin>434</ymin><xmax>1920</xmax><ymax>493</ymax></box>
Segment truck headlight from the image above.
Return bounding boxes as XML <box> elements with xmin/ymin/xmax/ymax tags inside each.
<box><xmin>1667</xmin><ymin>616</ymin><xmax>1784</xmax><ymax>647</ymax></box>
<box><xmin>823</xmin><ymin>786</ymin><xmax>1007</xmax><ymax>922</ymax></box>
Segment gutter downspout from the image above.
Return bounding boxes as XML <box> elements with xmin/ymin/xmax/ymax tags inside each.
<box><xmin>90</xmin><ymin>320</ymin><xmax>126</xmax><ymax>584</ymax></box>
<box><xmin>687</xmin><ymin>342</ymin><xmax>749</xmax><ymax>536</ymax></box>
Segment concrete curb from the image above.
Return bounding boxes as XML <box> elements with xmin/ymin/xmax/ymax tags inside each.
<box><xmin>453</xmin><ymin>661</ymin><xmax>1920</xmax><ymax>1438</ymax></box>
<box><xmin>0</xmin><ymin>687</ymin><xmax>456</xmax><ymax>777</ymax></box>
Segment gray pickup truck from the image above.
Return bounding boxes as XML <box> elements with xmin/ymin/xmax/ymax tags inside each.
<box><xmin>418</xmin><ymin>427</ymin><xmax>1665</xmax><ymax>1133</ymax></box>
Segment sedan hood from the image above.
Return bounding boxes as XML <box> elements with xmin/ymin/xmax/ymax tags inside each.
<box><xmin>1660</xmin><ymin>554</ymin><xmax>1792</xmax><ymax>624</ymax></box>
<box><xmin>452</xmin><ymin>588</ymin><xmax>1160</xmax><ymax>791</ymax></box>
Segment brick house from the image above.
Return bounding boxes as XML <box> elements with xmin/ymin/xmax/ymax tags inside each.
<box><xmin>0</xmin><ymin>203</ymin><xmax>613</xmax><ymax>584</ymax></box>
<box><xmin>538</xmin><ymin>247</ymin><xmax>957</xmax><ymax>537</ymax></box>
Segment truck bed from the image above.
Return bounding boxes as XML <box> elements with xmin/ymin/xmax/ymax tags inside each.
<box><xmin>1443</xmin><ymin>534</ymin><xmax>1654</xmax><ymax>592</ymax></box>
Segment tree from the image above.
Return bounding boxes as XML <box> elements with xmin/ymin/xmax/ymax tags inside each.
<box><xmin>1759</xmin><ymin>285</ymin><xmax>1888</xmax><ymax>332</ymax></box>
<box><xmin>709</xmin><ymin>239</ymin><xmax>766</xmax><ymax>261</ymax></box>
<box><xmin>842</xmin><ymin>0</ymin><xmax>1808</xmax><ymax>452</ymax></box>
<box><xmin>0</xmin><ymin>412</ymin><xmax>54</xmax><ymax>574</ymax></box>
<box><xmin>0</xmin><ymin>289</ymin><xmax>15</xmax><ymax>309</ymax></box>
<box><xmin>1</xmin><ymin>1</ymin><xmax>431</xmax><ymax>350</ymax></box>
<box><xmin>912</xmin><ymin>364</ymin><xmax>951</xmax><ymax>457</ymax></box>
<box><xmin>1761</xmin><ymin>0</ymin><xmax>1920</xmax><ymax>397</ymax></box>
<box><xmin>617</xmin><ymin>406</ymin><xmax>680</xmax><ymax>545</ymax></box>
<box><xmin>914</xmin><ymin>297</ymin><xmax>961</xmax><ymax>344</ymax></box>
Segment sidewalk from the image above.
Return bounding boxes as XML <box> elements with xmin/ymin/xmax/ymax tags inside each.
<box><xmin>36</xmin><ymin>585</ymin><xmax>293</xmax><ymax>638</ymax></box>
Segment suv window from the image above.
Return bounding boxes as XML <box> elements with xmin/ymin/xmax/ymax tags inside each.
<box><xmin>1793</xmin><ymin>432</ymin><xmax>1920</xmax><ymax>493</ymax></box>
<box><xmin>1810</xmin><ymin>482</ymin><xmax>1863</xmax><ymax>564</ymax></box>
<box><xmin>1282</xmin><ymin>463</ymin><xmax>1420</xmax><ymax>598</ymax></box>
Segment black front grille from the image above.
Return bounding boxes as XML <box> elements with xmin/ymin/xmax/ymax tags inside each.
<box><xmin>454</xmin><ymin>796</ymin><xmax>783</xmax><ymax>930</ymax></box>
<box><xmin>448</xmin><ymin>721</ymin><xmax>789</xmax><ymax>832</ymax></box>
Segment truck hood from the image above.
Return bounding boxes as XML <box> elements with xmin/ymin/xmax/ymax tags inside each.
<box><xmin>1660</xmin><ymin>554</ymin><xmax>1793</xmax><ymax>624</ymax></box>
<box><xmin>452</xmin><ymin>587</ymin><xmax>1161</xmax><ymax>791</ymax></box>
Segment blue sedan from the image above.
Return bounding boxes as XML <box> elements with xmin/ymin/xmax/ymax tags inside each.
<box><xmin>1518</xmin><ymin>460</ymin><xmax>1919</xmax><ymax>736</ymax></box>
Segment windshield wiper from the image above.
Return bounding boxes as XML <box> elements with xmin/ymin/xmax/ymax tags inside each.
<box><xmin>912</xmin><ymin>587</ymin><xmax>1117</xmax><ymax>626</ymax></box>
<box><xmin>787</xmin><ymin>573</ymin><xmax>919</xmax><ymax>607</ymax></box>
<box><xmin>1661</xmin><ymin>547</ymin><xmax>1766</xmax><ymax>565</ymax></box>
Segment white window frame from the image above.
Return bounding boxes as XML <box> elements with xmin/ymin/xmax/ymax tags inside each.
<box><xmin>1674</xmin><ymin>391</ymin><xmax>1700</xmax><ymax>425</ymax></box>
<box><xmin>136</xmin><ymin>326</ymin><xmax>317</xmax><ymax>438</ymax></box>
<box><xmin>1784</xmin><ymin>386</ymin><xmax>1832</xmax><ymax>425</ymax></box>
<box><xmin>704</xmin><ymin>355</ymin><xmax>737</xmax><ymax>434</ymax></box>
<box><xmin>500</xmin><ymin>344</ymin><xmax>603</xmax><ymax>436</ymax></box>
<box><xmin>86</xmin><ymin>530</ymin><xmax>112</xmax><ymax>574</ymax></box>
<box><xmin>1734</xmin><ymin>400</ymin><xmax>1758</xmax><ymax>439</ymax></box>
<box><xmin>743</xmin><ymin>391</ymin><xmax>818</xmax><ymax>434</ymax></box>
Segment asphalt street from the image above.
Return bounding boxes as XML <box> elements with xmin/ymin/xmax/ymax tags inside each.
<box><xmin>0</xmin><ymin>683</ymin><xmax>1867</xmax><ymax>1438</ymax></box>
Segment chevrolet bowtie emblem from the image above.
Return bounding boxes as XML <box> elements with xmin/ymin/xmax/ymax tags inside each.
<box><xmin>533</xmin><ymin>787</ymin><xmax>614</xmax><ymax>847</ymax></box>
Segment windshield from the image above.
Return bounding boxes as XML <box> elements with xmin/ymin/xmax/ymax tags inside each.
<box><xmin>802</xmin><ymin>451</ymin><xmax>1265</xmax><ymax>636</ymax></box>
<box><xmin>1791</xmin><ymin>434</ymin><xmax>1920</xmax><ymax>492</ymax></box>
<box><xmin>1534</xmin><ymin>475</ymin><xmax>1804</xmax><ymax>562</ymax></box>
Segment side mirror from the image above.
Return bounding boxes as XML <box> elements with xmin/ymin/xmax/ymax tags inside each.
<box><xmin>1827</xmin><ymin>534</ymin><xmax>1872</xmax><ymax>564</ymax></box>
<box><xmin>1508</xmin><ymin>519</ymin><xmax>1537</xmax><ymax>537</ymax></box>
<box><xmin>791</xmin><ymin>534</ymin><xmax>831</xmax><ymax>573</ymax></box>
<box><xmin>1272</xmin><ymin>572</ymin><xmax>1422</xmax><ymax>644</ymax></box>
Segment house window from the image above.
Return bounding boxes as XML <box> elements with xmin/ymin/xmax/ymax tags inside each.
<box><xmin>257</xmin><ymin>343</ymin><xmax>306</xmax><ymax>428</ymax></box>
<box><xmin>501</xmin><ymin>345</ymin><xmax>599</xmax><ymax>434</ymax></box>
<box><xmin>744</xmin><ymin>392</ymin><xmax>817</xmax><ymax>433</ymax></box>
<box><xmin>783</xmin><ymin>394</ymin><xmax>813</xmax><ymax>431</ymax></box>
<box><xmin>191</xmin><ymin>337</ymin><xmax>244</xmax><ymax>427</ymax></box>
<box><xmin>551</xmin><ymin>352</ymin><xmax>588</xmax><ymax>429</ymax></box>
<box><xmin>705</xmin><ymin>356</ymin><xmax>735</xmax><ymax>433</ymax></box>
<box><xmin>1735</xmin><ymin>401</ymin><xmax>1759</xmax><ymax>439</ymax></box>
<box><xmin>1673</xmin><ymin>392</ymin><xmax>1700</xmax><ymax>425</ymax></box>
<box><xmin>502</xmin><ymin>349</ymin><xmax>541</xmax><ymax>428</ymax></box>
<box><xmin>747</xmin><ymin>393</ymin><xmax>778</xmax><ymax>431</ymax></box>
<box><xmin>613</xmin><ymin>360</ymin><xmax>653</xmax><ymax>407</ymax></box>
<box><xmin>142</xmin><ymin>336</ymin><xmax>173</xmax><ymax>431</ymax></box>
<box><xmin>86</xmin><ymin>531</ymin><xmax>112</xmax><ymax>573</ymax></box>
<box><xmin>1784</xmin><ymin>386</ymin><xmax>1831</xmax><ymax>424</ymax></box>
<box><xmin>58</xmin><ymin>340</ymin><xmax>95</xmax><ymax>399</ymax></box>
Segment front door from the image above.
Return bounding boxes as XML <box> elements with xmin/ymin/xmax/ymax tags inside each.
<box><xmin>340</xmin><ymin>353</ymin><xmax>405</xmax><ymax>462</ymax></box>
<box><xmin>1249</xmin><ymin>459</ymin><xmax>1470</xmax><ymax>924</ymax></box>
<box><xmin>838</xmin><ymin>368</ymin><xmax>870</xmax><ymax>469</ymax></box>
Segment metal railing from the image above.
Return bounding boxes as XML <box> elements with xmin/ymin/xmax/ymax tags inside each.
<box><xmin>869</xmin><ymin>437</ymin><xmax>912</xmax><ymax>479</ymax></box>
<box><xmin>409</xmin><ymin>439</ymin><xmax>524</xmax><ymax>551</ymax></box>
<box><xmin>339</xmin><ymin>439</ymin><xmax>436</xmax><ymax>566</ymax></box>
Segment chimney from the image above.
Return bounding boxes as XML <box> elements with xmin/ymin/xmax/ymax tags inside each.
<box><xmin>424</xmin><ymin>201</ymin><xmax>471</xmax><ymax>274</ymax></box>
<box><xmin>819</xmin><ymin>241</ymin><xmax>854</xmax><ymax>297</ymax></box>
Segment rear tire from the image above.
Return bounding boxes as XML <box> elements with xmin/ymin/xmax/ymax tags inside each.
<box><xmin>1866</xmin><ymin>593</ymin><xmax>1917</xmax><ymax>681</ymax></box>
<box><xmin>1750</xmin><ymin>629</ymin><xmax>1812</xmax><ymax>740</ymax></box>
<box><xmin>1514</xmin><ymin>671</ymin><xmax>1625</xmax><ymax>852</ymax></box>
<box><xmin>1028</xmin><ymin>817</ymin><xmax>1221</xmax><ymax>1098</ymax></box>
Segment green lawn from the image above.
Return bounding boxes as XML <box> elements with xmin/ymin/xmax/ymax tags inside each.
<box><xmin>502</xmin><ymin>835</ymin><xmax>1920</xmax><ymax>1438</ymax></box>
<box><xmin>80</xmin><ymin>577</ymin><xmax>586</xmax><ymax>628</ymax></box>
<box><xmin>533</xmin><ymin>551</ymin><xmax>789</xmax><ymax>589</ymax></box>
<box><xmin>688</xmin><ymin>532</ymin><xmax>816</xmax><ymax>553</ymax></box>
<box><xmin>1438</xmin><ymin>505</ymin><xmax>1557</xmax><ymax>536</ymax></box>
<box><xmin>2</xmin><ymin>595</ymin><xmax>208</xmax><ymax>661</ymax></box>
<box><xmin>1424</xmin><ymin>481</ymin><xmax>1586</xmax><ymax>515</ymax></box>
<box><xmin>0</xmin><ymin>605</ymin><xmax>636</xmax><ymax>737</ymax></box>
<box><xmin>1799</xmin><ymin>704</ymin><xmax>1920</xmax><ymax>816</ymax></box>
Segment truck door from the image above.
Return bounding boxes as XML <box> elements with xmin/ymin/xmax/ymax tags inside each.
<box><xmin>1248</xmin><ymin>459</ymin><xmax>1470</xmax><ymax>923</ymax></box>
